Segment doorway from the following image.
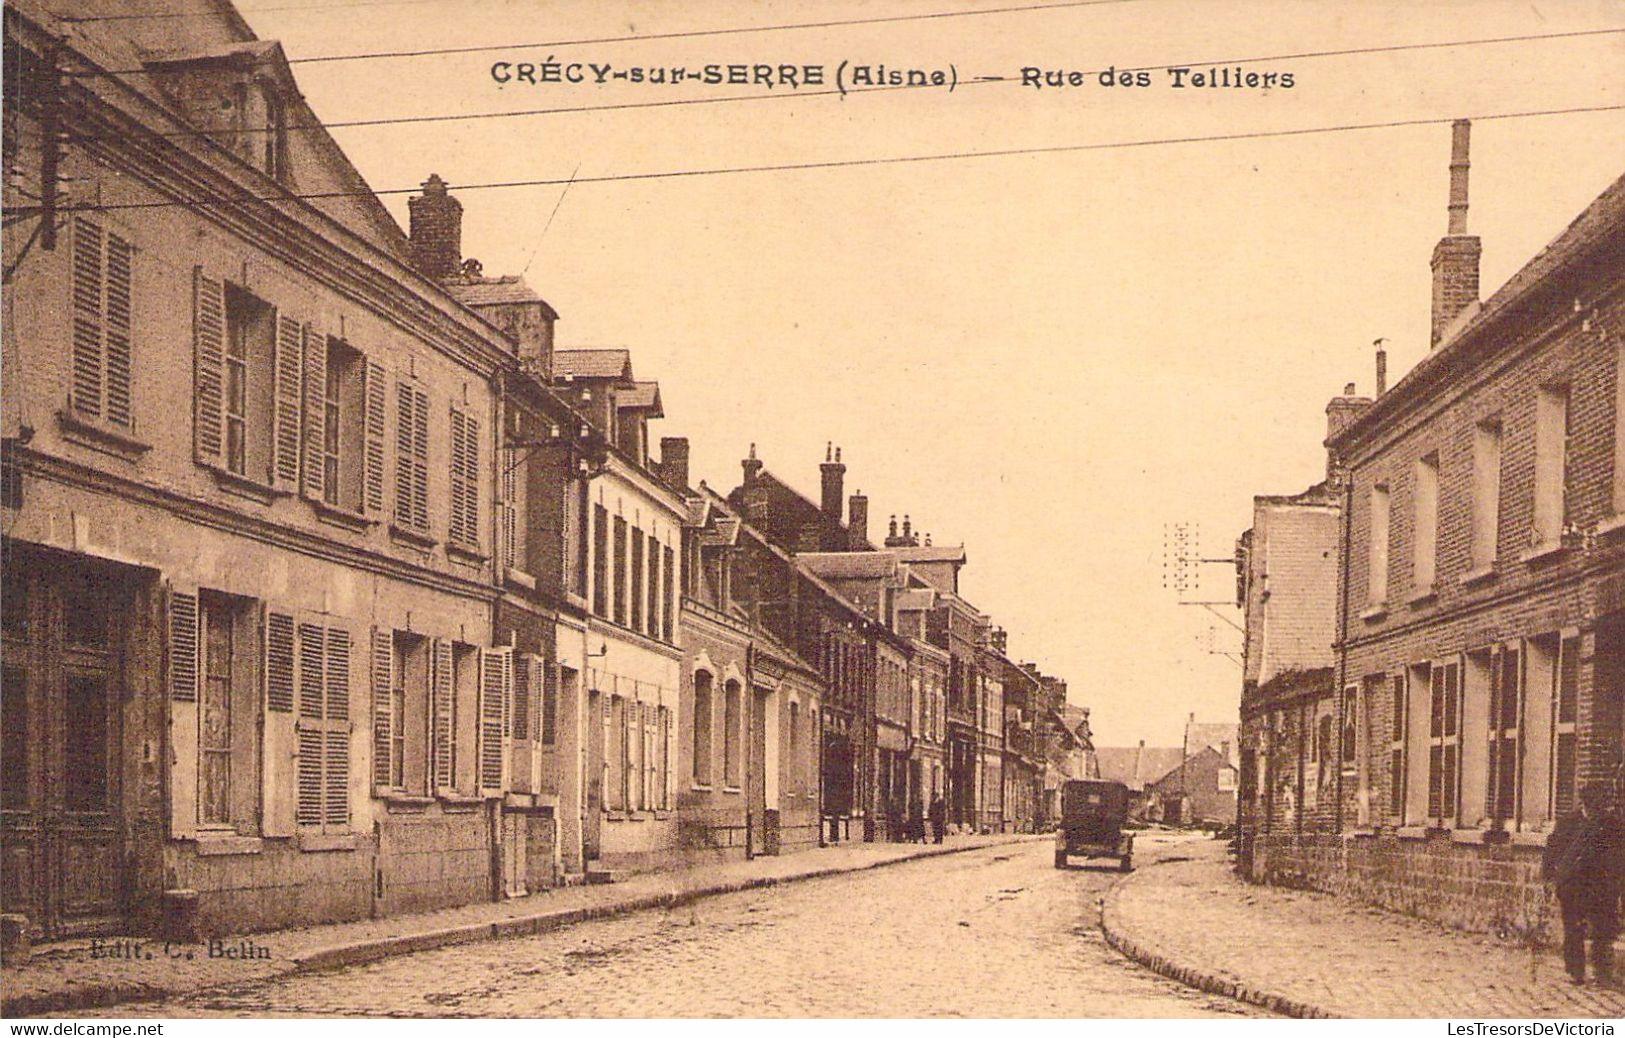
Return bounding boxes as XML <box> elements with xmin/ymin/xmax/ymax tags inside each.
<box><xmin>0</xmin><ymin>551</ymin><xmax>133</xmax><ymax>938</ymax></box>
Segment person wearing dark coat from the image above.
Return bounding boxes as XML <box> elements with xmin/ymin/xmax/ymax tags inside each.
<box><xmin>1542</xmin><ymin>782</ymin><xmax>1625</xmax><ymax>986</ymax></box>
<box><xmin>928</xmin><ymin>794</ymin><xmax>947</xmax><ymax>844</ymax></box>
<box><xmin>909</xmin><ymin>798</ymin><xmax>927</xmax><ymax>843</ymax></box>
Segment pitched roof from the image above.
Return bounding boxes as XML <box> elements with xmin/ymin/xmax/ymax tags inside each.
<box><xmin>1094</xmin><ymin>745</ymin><xmax>1187</xmax><ymax>791</ymax></box>
<box><xmin>797</xmin><ymin>552</ymin><xmax>901</xmax><ymax>581</ymax></box>
<box><xmin>553</xmin><ymin>349</ymin><xmax>633</xmax><ymax>380</ymax></box>
<box><xmin>617</xmin><ymin>381</ymin><xmax>663</xmax><ymax>416</ymax></box>
<box><xmin>893</xmin><ymin>544</ymin><xmax>967</xmax><ymax>565</ymax></box>
<box><xmin>1186</xmin><ymin>722</ymin><xmax>1240</xmax><ymax>765</ymax></box>
<box><xmin>444</xmin><ymin>275</ymin><xmax>552</xmax><ymax>309</ymax></box>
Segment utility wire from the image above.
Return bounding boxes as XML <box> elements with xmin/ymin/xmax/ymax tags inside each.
<box><xmin>58</xmin><ymin>27</ymin><xmax>1625</xmax><ymax>145</ymax></box>
<box><xmin>62</xmin><ymin>0</ymin><xmax>1144</xmax><ymax>75</ymax></box>
<box><xmin>24</xmin><ymin>102</ymin><xmax>1624</xmax><ymax>216</ymax></box>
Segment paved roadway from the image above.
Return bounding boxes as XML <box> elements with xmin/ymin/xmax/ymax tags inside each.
<box><xmin>101</xmin><ymin>837</ymin><xmax>1263</xmax><ymax>1018</ymax></box>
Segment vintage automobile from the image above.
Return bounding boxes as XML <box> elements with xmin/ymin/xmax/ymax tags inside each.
<box><xmin>1053</xmin><ymin>778</ymin><xmax>1134</xmax><ymax>871</ymax></box>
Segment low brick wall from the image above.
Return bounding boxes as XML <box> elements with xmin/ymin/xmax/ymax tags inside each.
<box><xmin>1253</xmin><ymin>831</ymin><xmax>1553</xmax><ymax>939</ymax></box>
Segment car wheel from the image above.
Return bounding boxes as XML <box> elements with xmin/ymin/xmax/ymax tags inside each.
<box><xmin>1054</xmin><ymin>851</ymin><xmax>1068</xmax><ymax>869</ymax></box>
<box><xmin>1119</xmin><ymin>855</ymin><xmax>1133</xmax><ymax>873</ymax></box>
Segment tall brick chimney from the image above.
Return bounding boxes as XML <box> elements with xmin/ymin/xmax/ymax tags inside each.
<box><xmin>847</xmin><ymin>491</ymin><xmax>869</xmax><ymax>550</ymax></box>
<box><xmin>1430</xmin><ymin>120</ymin><xmax>1481</xmax><ymax>348</ymax></box>
<box><xmin>408</xmin><ymin>174</ymin><xmax>463</xmax><ymax>280</ymax></box>
<box><xmin>742</xmin><ymin>443</ymin><xmax>762</xmax><ymax>486</ymax></box>
<box><xmin>820</xmin><ymin>443</ymin><xmax>845</xmax><ymax>522</ymax></box>
<box><xmin>659</xmin><ymin>436</ymin><xmax>689</xmax><ymax>490</ymax></box>
<box><xmin>991</xmin><ymin>628</ymin><xmax>1008</xmax><ymax>655</ymax></box>
<box><xmin>1325</xmin><ymin>382</ymin><xmax>1373</xmax><ymax>484</ymax></box>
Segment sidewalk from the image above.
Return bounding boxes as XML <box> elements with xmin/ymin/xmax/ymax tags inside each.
<box><xmin>2</xmin><ymin>833</ymin><xmax>1039</xmax><ymax>1018</ymax></box>
<box><xmin>1100</xmin><ymin>836</ymin><xmax>1625</xmax><ymax>1019</ymax></box>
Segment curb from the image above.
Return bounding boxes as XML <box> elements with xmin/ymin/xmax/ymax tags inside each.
<box><xmin>4</xmin><ymin>834</ymin><xmax>1040</xmax><ymax>1017</ymax></box>
<box><xmin>1098</xmin><ymin>860</ymin><xmax>1338</xmax><ymax>1020</ymax></box>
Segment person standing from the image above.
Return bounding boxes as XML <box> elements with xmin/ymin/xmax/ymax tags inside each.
<box><xmin>1542</xmin><ymin>782</ymin><xmax>1625</xmax><ymax>987</ymax></box>
<box><xmin>909</xmin><ymin>798</ymin><xmax>926</xmax><ymax>844</ymax></box>
<box><xmin>928</xmin><ymin>793</ymin><xmax>946</xmax><ymax>845</ymax></box>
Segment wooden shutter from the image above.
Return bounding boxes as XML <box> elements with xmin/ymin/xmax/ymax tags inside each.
<box><xmin>301</xmin><ymin>321</ymin><xmax>328</xmax><ymax>502</ymax></box>
<box><xmin>273</xmin><ymin>314</ymin><xmax>304</xmax><ymax>488</ymax></box>
<box><xmin>371</xmin><ymin>627</ymin><xmax>394</xmax><ymax>790</ymax></box>
<box><xmin>431</xmin><ymin>638</ymin><xmax>454</xmax><ymax>791</ymax></box>
<box><xmin>395</xmin><ymin>383</ymin><xmax>415</xmax><ymax>528</ymax></box>
<box><xmin>499</xmin><ymin>453</ymin><xmax>517</xmax><ymax>571</ymax></box>
<box><xmin>463</xmin><ymin>414</ymin><xmax>480</xmax><ymax>545</ymax></box>
<box><xmin>104</xmin><ymin>233</ymin><xmax>133</xmax><ymax>427</ymax></box>
<box><xmin>448</xmin><ymin>410</ymin><xmax>467</xmax><ymax>545</ymax></box>
<box><xmin>296</xmin><ymin>622</ymin><xmax>326</xmax><ymax>827</ymax></box>
<box><xmin>479</xmin><ymin>647</ymin><xmax>511</xmax><ymax>795</ymax></box>
<box><xmin>263</xmin><ymin>608</ymin><xmax>297</xmax><ymax>837</ymax></box>
<box><xmin>324</xmin><ymin>627</ymin><xmax>351</xmax><ymax>827</ymax></box>
<box><xmin>511</xmin><ymin>649</ymin><xmax>530</xmax><ymax>742</ymax></box>
<box><xmin>167</xmin><ymin>586</ymin><xmax>200</xmax><ymax>839</ymax></box>
<box><xmin>70</xmin><ymin>217</ymin><xmax>104</xmax><ymax>419</ymax></box>
<box><xmin>362</xmin><ymin>361</ymin><xmax>386</xmax><ymax>516</ymax></box>
<box><xmin>411</xmin><ymin>388</ymin><xmax>429</xmax><ymax>531</ymax></box>
<box><xmin>192</xmin><ymin>267</ymin><xmax>226</xmax><ymax>465</ymax></box>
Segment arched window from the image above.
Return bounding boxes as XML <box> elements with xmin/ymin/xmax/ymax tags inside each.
<box><xmin>692</xmin><ymin>671</ymin><xmax>713</xmax><ymax>785</ymax></box>
<box><xmin>723</xmin><ymin>679</ymin><xmax>742</xmax><ymax>787</ymax></box>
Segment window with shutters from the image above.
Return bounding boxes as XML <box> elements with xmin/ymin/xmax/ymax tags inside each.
<box><xmin>451</xmin><ymin>642</ymin><xmax>479</xmax><ymax>794</ymax></box>
<box><xmin>1389</xmin><ymin>670</ymin><xmax>1407</xmax><ymax>821</ymax></box>
<box><xmin>1531</xmin><ymin>385</ymin><xmax>1571</xmax><ymax>552</ymax></box>
<box><xmin>647</xmin><ymin>537</ymin><xmax>661</xmax><ymax>639</ymax></box>
<box><xmin>316</xmin><ymin>338</ymin><xmax>364</xmax><ymax>513</ymax></box>
<box><xmin>478</xmin><ymin>648</ymin><xmax>511</xmax><ymax>795</ymax></box>
<box><xmin>1426</xmin><ymin>660</ymin><xmax>1461</xmax><ymax>827</ymax></box>
<box><xmin>448</xmin><ymin>408</ymin><xmax>481</xmax><ymax>551</ymax></box>
<box><xmin>1553</xmin><ymin>635</ymin><xmax>1580</xmax><ymax>819</ymax></box>
<box><xmin>607</xmin><ymin>695</ymin><xmax>626</xmax><ymax>811</ymax></box>
<box><xmin>592</xmin><ymin>504</ymin><xmax>609</xmax><ymax>618</ymax></box>
<box><xmin>1487</xmin><ymin>646</ymin><xmax>1522</xmax><ymax>825</ymax></box>
<box><xmin>222</xmin><ymin>285</ymin><xmax>277</xmax><ymax>481</ymax></box>
<box><xmin>499</xmin><ymin>450</ymin><xmax>519</xmax><ymax>573</ymax></box>
<box><xmin>373</xmin><ymin>630</ymin><xmax>429</xmax><ymax>795</ymax></box>
<box><xmin>197</xmin><ymin>592</ymin><xmax>261</xmax><ymax>833</ymax></box>
<box><xmin>296</xmin><ymin>620</ymin><xmax>351</xmax><ymax>832</ymax></box>
<box><xmin>394</xmin><ymin>382</ymin><xmax>431</xmax><ymax>535</ymax></box>
<box><xmin>544</xmin><ymin>665</ymin><xmax>563</xmax><ymax>746</ymax></box>
<box><xmin>657</xmin><ymin>705</ymin><xmax>670</xmax><ymax>810</ymax></box>
<box><xmin>67</xmin><ymin>218</ymin><xmax>135</xmax><ymax>431</ymax></box>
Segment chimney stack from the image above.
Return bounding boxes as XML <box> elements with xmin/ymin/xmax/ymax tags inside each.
<box><xmin>886</xmin><ymin>515</ymin><xmax>902</xmax><ymax>546</ymax></box>
<box><xmin>741</xmin><ymin>443</ymin><xmax>762</xmax><ymax>486</ymax></box>
<box><xmin>848</xmin><ymin>491</ymin><xmax>869</xmax><ymax>550</ymax></box>
<box><xmin>659</xmin><ymin>436</ymin><xmax>690</xmax><ymax>490</ymax></box>
<box><xmin>901</xmin><ymin>515</ymin><xmax>914</xmax><ymax>546</ymax></box>
<box><xmin>1430</xmin><ymin>120</ymin><xmax>1482</xmax><ymax>348</ymax></box>
<box><xmin>407</xmin><ymin>174</ymin><xmax>463</xmax><ymax>280</ymax></box>
<box><xmin>819</xmin><ymin>443</ymin><xmax>845</xmax><ymax>522</ymax></box>
<box><xmin>1374</xmin><ymin>338</ymin><xmax>1388</xmax><ymax>396</ymax></box>
<box><xmin>1325</xmin><ymin>384</ymin><xmax>1374</xmax><ymax>485</ymax></box>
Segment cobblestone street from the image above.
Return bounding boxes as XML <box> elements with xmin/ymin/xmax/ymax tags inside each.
<box><xmin>91</xmin><ymin>839</ymin><xmax>1260</xmax><ymax>1018</ymax></box>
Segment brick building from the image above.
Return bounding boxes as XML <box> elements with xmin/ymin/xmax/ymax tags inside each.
<box><xmin>1</xmin><ymin>1</ymin><xmax>531</xmax><ymax>937</ymax></box>
<box><xmin>1264</xmin><ymin>122</ymin><xmax>1625</xmax><ymax>934</ymax></box>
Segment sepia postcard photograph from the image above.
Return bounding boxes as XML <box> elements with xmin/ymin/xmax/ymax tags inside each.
<box><xmin>1</xmin><ymin>0</ymin><xmax>1623</xmax><ymax>1026</ymax></box>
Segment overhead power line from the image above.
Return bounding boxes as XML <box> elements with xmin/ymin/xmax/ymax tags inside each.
<box><xmin>62</xmin><ymin>0</ymin><xmax>1143</xmax><ymax>76</ymax></box>
<box><xmin>59</xmin><ymin>27</ymin><xmax>1625</xmax><ymax>145</ymax></box>
<box><xmin>28</xmin><ymin>102</ymin><xmax>1625</xmax><ymax>216</ymax></box>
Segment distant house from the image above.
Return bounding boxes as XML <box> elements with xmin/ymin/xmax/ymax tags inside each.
<box><xmin>1095</xmin><ymin>742</ymin><xmax>1186</xmax><ymax>819</ymax></box>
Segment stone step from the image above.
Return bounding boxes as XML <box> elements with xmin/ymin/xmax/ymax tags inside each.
<box><xmin>583</xmin><ymin>863</ymin><xmax>624</xmax><ymax>885</ymax></box>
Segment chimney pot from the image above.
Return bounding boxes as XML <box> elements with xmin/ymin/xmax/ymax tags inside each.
<box><xmin>847</xmin><ymin>492</ymin><xmax>869</xmax><ymax>551</ymax></box>
<box><xmin>659</xmin><ymin>436</ymin><xmax>690</xmax><ymax>490</ymax></box>
<box><xmin>742</xmin><ymin>443</ymin><xmax>763</xmax><ymax>486</ymax></box>
<box><xmin>819</xmin><ymin>444</ymin><xmax>846</xmax><ymax>522</ymax></box>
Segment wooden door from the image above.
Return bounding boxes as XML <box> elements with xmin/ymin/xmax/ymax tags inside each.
<box><xmin>0</xmin><ymin>559</ymin><xmax>127</xmax><ymax>938</ymax></box>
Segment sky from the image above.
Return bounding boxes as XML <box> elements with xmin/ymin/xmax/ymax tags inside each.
<box><xmin>222</xmin><ymin>0</ymin><xmax>1625</xmax><ymax>747</ymax></box>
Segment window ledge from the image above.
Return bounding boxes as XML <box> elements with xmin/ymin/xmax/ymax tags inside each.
<box><xmin>504</xmin><ymin>567</ymin><xmax>537</xmax><ymax>591</ymax></box>
<box><xmin>446</xmin><ymin>541</ymin><xmax>488</xmax><ymax>566</ymax></box>
<box><xmin>721</xmin><ymin>785</ymin><xmax>742</xmax><ymax>795</ymax></box>
<box><xmin>298</xmin><ymin>832</ymin><xmax>359</xmax><ymax>853</ymax></box>
<box><xmin>1597</xmin><ymin>512</ymin><xmax>1625</xmax><ymax>540</ymax></box>
<box><xmin>1405</xmin><ymin>587</ymin><xmax>1437</xmax><ymax>607</ymax></box>
<box><xmin>438</xmin><ymin>793</ymin><xmax>483</xmax><ymax>812</ymax></box>
<box><xmin>1359</xmin><ymin>604</ymin><xmax>1389</xmax><ymax>622</ymax></box>
<box><xmin>1509</xmin><ymin>829</ymin><xmax>1549</xmax><ymax>848</ymax></box>
<box><xmin>389</xmin><ymin>523</ymin><xmax>438</xmax><ymax>551</ymax></box>
<box><xmin>654</xmin><ymin>810</ymin><xmax>671</xmax><ymax>820</ymax></box>
<box><xmin>690</xmin><ymin>782</ymin><xmax>713</xmax><ymax>792</ymax></box>
<box><xmin>1450</xmin><ymin>828</ymin><xmax>1489</xmax><ymax>844</ymax></box>
<box><xmin>1459</xmin><ymin>565</ymin><xmax>1497</xmax><ymax>588</ymax></box>
<box><xmin>57</xmin><ymin>410</ymin><xmax>151</xmax><ymax>462</ymax></box>
<box><xmin>1344</xmin><ymin>827</ymin><xmax>1377</xmax><ymax>840</ymax></box>
<box><xmin>312</xmin><ymin>499</ymin><xmax>373</xmax><ymax>534</ymax></box>
<box><xmin>1394</xmin><ymin>825</ymin><xmax>1429</xmax><ymax>841</ymax></box>
<box><xmin>193</xmin><ymin>834</ymin><xmax>263</xmax><ymax>856</ymax></box>
<box><xmin>210</xmin><ymin>467</ymin><xmax>288</xmax><ymax>505</ymax></box>
<box><xmin>1520</xmin><ymin>540</ymin><xmax>1567</xmax><ymax>565</ymax></box>
<box><xmin>380</xmin><ymin>792</ymin><xmax>435</xmax><ymax>813</ymax></box>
